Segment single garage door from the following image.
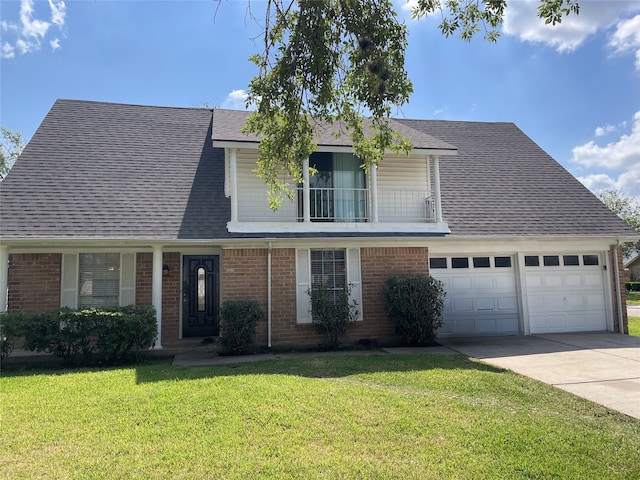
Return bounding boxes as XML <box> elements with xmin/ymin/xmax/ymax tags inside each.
<box><xmin>429</xmin><ymin>255</ymin><xmax>519</xmax><ymax>335</ymax></box>
<box><xmin>525</xmin><ymin>254</ymin><xmax>607</xmax><ymax>334</ymax></box>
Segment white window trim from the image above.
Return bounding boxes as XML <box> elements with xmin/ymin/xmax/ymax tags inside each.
<box><xmin>295</xmin><ymin>247</ymin><xmax>362</xmax><ymax>324</ymax></box>
<box><xmin>60</xmin><ymin>253</ymin><xmax>136</xmax><ymax>308</ymax></box>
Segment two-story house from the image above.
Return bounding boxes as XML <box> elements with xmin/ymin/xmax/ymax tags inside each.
<box><xmin>0</xmin><ymin>100</ymin><xmax>636</xmax><ymax>349</ymax></box>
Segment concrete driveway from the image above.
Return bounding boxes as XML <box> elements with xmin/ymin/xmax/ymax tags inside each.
<box><xmin>439</xmin><ymin>333</ymin><xmax>640</xmax><ymax>419</ymax></box>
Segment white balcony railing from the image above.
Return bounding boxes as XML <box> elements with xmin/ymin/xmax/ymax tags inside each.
<box><xmin>377</xmin><ymin>190</ymin><xmax>436</xmax><ymax>222</ymax></box>
<box><xmin>238</xmin><ymin>187</ymin><xmax>437</xmax><ymax>223</ymax></box>
<box><xmin>297</xmin><ymin>187</ymin><xmax>369</xmax><ymax>222</ymax></box>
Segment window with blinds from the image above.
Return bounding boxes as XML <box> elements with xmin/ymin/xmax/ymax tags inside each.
<box><xmin>78</xmin><ymin>253</ymin><xmax>120</xmax><ymax>308</ymax></box>
<box><xmin>310</xmin><ymin>249</ymin><xmax>346</xmax><ymax>303</ymax></box>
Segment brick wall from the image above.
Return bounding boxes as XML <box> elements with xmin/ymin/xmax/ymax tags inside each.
<box><xmin>357</xmin><ymin>247</ymin><xmax>429</xmax><ymax>343</ymax></box>
<box><xmin>136</xmin><ymin>253</ymin><xmax>152</xmax><ymax>306</ymax></box>
<box><xmin>222</xmin><ymin>248</ymin><xmax>270</xmax><ymax>345</ymax></box>
<box><xmin>221</xmin><ymin>246</ymin><xmax>430</xmax><ymax>348</ymax></box>
<box><xmin>7</xmin><ymin>253</ymin><xmax>61</xmax><ymax>312</ymax></box>
<box><xmin>136</xmin><ymin>252</ymin><xmax>181</xmax><ymax>345</ymax></box>
<box><xmin>162</xmin><ymin>252</ymin><xmax>181</xmax><ymax>344</ymax></box>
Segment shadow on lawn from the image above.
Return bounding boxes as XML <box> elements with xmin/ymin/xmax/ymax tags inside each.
<box><xmin>133</xmin><ymin>353</ymin><xmax>505</xmax><ymax>384</ymax></box>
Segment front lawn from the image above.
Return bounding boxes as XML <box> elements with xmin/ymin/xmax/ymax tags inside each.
<box><xmin>1</xmin><ymin>355</ymin><xmax>639</xmax><ymax>479</ymax></box>
<box><xmin>627</xmin><ymin>291</ymin><xmax>640</xmax><ymax>304</ymax></box>
<box><xmin>629</xmin><ymin>316</ymin><xmax>640</xmax><ymax>336</ymax></box>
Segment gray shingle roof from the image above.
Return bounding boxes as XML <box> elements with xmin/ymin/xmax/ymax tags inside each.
<box><xmin>0</xmin><ymin>99</ymin><xmax>229</xmax><ymax>240</ymax></box>
<box><xmin>0</xmin><ymin>99</ymin><xmax>635</xmax><ymax>241</ymax></box>
<box><xmin>212</xmin><ymin>109</ymin><xmax>457</xmax><ymax>152</ymax></box>
<box><xmin>396</xmin><ymin>119</ymin><xmax>636</xmax><ymax>237</ymax></box>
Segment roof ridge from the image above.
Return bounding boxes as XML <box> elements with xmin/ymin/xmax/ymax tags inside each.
<box><xmin>55</xmin><ymin>98</ymin><xmax>213</xmax><ymax>112</ymax></box>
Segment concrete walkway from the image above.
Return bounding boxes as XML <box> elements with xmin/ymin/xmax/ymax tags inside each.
<box><xmin>438</xmin><ymin>333</ymin><xmax>640</xmax><ymax>419</ymax></box>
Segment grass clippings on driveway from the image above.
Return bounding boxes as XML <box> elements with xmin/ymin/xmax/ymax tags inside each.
<box><xmin>2</xmin><ymin>355</ymin><xmax>639</xmax><ymax>479</ymax></box>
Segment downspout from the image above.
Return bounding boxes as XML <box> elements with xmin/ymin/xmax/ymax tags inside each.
<box><xmin>267</xmin><ymin>241</ymin><xmax>273</xmax><ymax>348</ymax></box>
<box><xmin>614</xmin><ymin>241</ymin><xmax>624</xmax><ymax>333</ymax></box>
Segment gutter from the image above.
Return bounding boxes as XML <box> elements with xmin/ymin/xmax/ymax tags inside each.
<box><xmin>614</xmin><ymin>240</ymin><xmax>624</xmax><ymax>334</ymax></box>
<box><xmin>267</xmin><ymin>241</ymin><xmax>272</xmax><ymax>348</ymax></box>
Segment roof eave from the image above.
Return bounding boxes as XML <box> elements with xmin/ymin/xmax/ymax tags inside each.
<box><xmin>212</xmin><ymin>140</ymin><xmax>457</xmax><ymax>156</ymax></box>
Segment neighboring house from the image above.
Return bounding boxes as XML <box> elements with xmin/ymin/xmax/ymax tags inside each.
<box><xmin>0</xmin><ymin>99</ymin><xmax>637</xmax><ymax>348</ymax></box>
<box><xmin>625</xmin><ymin>254</ymin><xmax>640</xmax><ymax>282</ymax></box>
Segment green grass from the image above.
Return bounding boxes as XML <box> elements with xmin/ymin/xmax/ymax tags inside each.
<box><xmin>629</xmin><ymin>316</ymin><xmax>640</xmax><ymax>336</ymax></box>
<box><xmin>2</xmin><ymin>355</ymin><xmax>639</xmax><ymax>479</ymax></box>
<box><xmin>627</xmin><ymin>291</ymin><xmax>640</xmax><ymax>304</ymax></box>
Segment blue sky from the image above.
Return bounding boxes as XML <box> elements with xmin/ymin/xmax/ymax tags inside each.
<box><xmin>1</xmin><ymin>0</ymin><xmax>639</xmax><ymax>199</ymax></box>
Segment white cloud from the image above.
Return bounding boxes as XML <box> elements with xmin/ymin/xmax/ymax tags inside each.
<box><xmin>595</xmin><ymin>123</ymin><xmax>617</xmax><ymax>137</ymax></box>
<box><xmin>20</xmin><ymin>0</ymin><xmax>50</xmax><ymax>38</ymax></box>
<box><xmin>48</xmin><ymin>0</ymin><xmax>66</xmax><ymax>27</ymax></box>
<box><xmin>609</xmin><ymin>14</ymin><xmax>640</xmax><ymax>71</ymax></box>
<box><xmin>1</xmin><ymin>21</ymin><xmax>19</xmax><ymax>32</ymax></box>
<box><xmin>1</xmin><ymin>43</ymin><xmax>15</xmax><ymax>59</ymax></box>
<box><xmin>1</xmin><ymin>0</ymin><xmax>66</xmax><ymax>59</ymax></box>
<box><xmin>221</xmin><ymin>89</ymin><xmax>251</xmax><ymax>110</ymax></box>
<box><xmin>574</xmin><ymin>111</ymin><xmax>640</xmax><ymax>198</ymax></box>
<box><xmin>572</xmin><ymin>111</ymin><xmax>640</xmax><ymax>169</ymax></box>
<box><xmin>577</xmin><ymin>173</ymin><xmax>616</xmax><ymax>191</ymax></box>
<box><xmin>504</xmin><ymin>0</ymin><xmax>639</xmax><ymax>52</ymax></box>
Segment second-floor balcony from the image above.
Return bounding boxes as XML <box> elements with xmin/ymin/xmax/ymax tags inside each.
<box><xmin>296</xmin><ymin>187</ymin><xmax>436</xmax><ymax>223</ymax></box>
<box><xmin>225</xmin><ymin>148</ymin><xmax>449</xmax><ymax>234</ymax></box>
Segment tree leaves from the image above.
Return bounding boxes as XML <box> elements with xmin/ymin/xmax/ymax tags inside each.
<box><xmin>244</xmin><ymin>0</ymin><xmax>413</xmax><ymax>209</ymax></box>
<box><xmin>244</xmin><ymin>0</ymin><xmax>581</xmax><ymax>210</ymax></box>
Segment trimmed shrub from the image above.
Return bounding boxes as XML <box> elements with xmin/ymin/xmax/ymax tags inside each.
<box><xmin>384</xmin><ymin>275</ymin><xmax>445</xmax><ymax>346</ymax></box>
<box><xmin>22</xmin><ymin>308</ymin><xmax>96</xmax><ymax>366</ymax></box>
<box><xmin>308</xmin><ymin>283</ymin><xmax>359</xmax><ymax>350</ymax></box>
<box><xmin>626</xmin><ymin>282</ymin><xmax>640</xmax><ymax>292</ymax></box>
<box><xmin>7</xmin><ymin>306</ymin><xmax>157</xmax><ymax>366</ymax></box>
<box><xmin>0</xmin><ymin>311</ymin><xmax>27</xmax><ymax>360</ymax></box>
<box><xmin>219</xmin><ymin>300</ymin><xmax>264</xmax><ymax>354</ymax></box>
<box><xmin>94</xmin><ymin>305</ymin><xmax>157</xmax><ymax>363</ymax></box>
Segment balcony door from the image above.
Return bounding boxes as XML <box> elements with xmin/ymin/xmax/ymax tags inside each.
<box><xmin>306</xmin><ymin>152</ymin><xmax>366</xmax><ymax>222</ymax></box>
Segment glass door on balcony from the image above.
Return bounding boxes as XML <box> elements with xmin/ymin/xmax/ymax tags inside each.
<box><xmin>303</xmin><ymin>152</ymin><xmax>366</xmax><ymax>222</ymax></box>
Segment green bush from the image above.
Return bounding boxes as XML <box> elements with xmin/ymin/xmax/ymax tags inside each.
<box><xmin>22</xmin><ymin>308</ymin><xmax>96</xmax><ymax>366</ymax></box>
<box><xmin>5</xmin><ymin>306</ymin><xmax>157</xmax><ymax>366</ymax></box>
<box><xmin>626</xmin><ymin>282</ymin><xmax>640</xmax><ymax>292</ymax></box>
<box><xmin>94</xmin><ymin>305</ymin><xmax>157</xmax><ymax>363</ymax></box>
<box><xmin>384</xmin><ymin>275</ymin><xmax>445</xmax><ymax>346</ymax></box>
<box><xmin>219</xmin><ymin>300</ymin><xmax>264</xmax><ymax>354</ymax></box>
<box><xmin>308</xmin><ymin>283</ymin><xmax>359</xmax><ymax>350</ymax></box>
<box><xmin>0</xmin><ymin>311</ymin><xmax>27</xmax><ymax>360</ymax></box>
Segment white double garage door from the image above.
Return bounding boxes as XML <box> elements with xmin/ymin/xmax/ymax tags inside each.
<box><xmin>429</xmin><ymin>253</ymin><xmax>609</xmax><ymax>335</ymax></box>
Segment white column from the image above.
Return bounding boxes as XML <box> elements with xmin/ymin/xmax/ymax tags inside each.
<box><xmin>303</xmin><ymin>157</ymin><xmax>310</xmax><ymax>223</ymax></box>
<box><xmin>515</xmin><ymin>252</ymin><xmax>530</xmax><ymax>336</ymax></box>
<box><xmin>152</xmin><ymin>245</ymin><xmax>163</xmax><ymax>349</ymax></box>
<box><xmin>0</xmin><ymin>245</ymin><xmax>8</xmax><ymax>313</ymax></box>
<box><xmin>432</xmin><ymin>156</ymin><xmax>443</xmax><ymax>223</ymax></box>
<box><xmin>370</xmin><ymin>164</ymin><xmax>378</xmax><ymax>223</ymax></box>
<box><xmin>229</xmin><ymin>148</ymin><xmax>238</xmax><ymax>223</ymax></box>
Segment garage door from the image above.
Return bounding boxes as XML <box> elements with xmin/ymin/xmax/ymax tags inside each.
<box><xmin>525</xmin><ymin>254</ymin><xmax>607</xmax><ymax>334</ymax></box>
<box><xmin>429</xmin><ymin>255</ymin><xmax>519</xmax><ymax>335</ymax></box>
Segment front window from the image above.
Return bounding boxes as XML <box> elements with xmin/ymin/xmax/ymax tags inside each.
<box><xmin>311</xmin><ymin>249</ymin><xmax>346</xmax><ymax>303</ymax></box>
<box><xmin>78</xmin><ymin>253</ymin><xmax>120</xmax><ymax>308</ymax></box>
<box><xmin>300</xmin><ymin>153</ymin><xmax>367</xmax><ymax>222</ymax></box>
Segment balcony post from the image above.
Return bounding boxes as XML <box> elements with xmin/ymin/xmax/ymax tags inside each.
<box><xmin>303</xmin><ymin>157</ymin><xmax>311</xmax><ymax>223</ymax></box>
<box><xmin>370</xmin><ymin>164</ymin><xmax>378</xmax><ymax>223</ymax></box>
<box><xmin>229</xmin><ymin>148</ymin><xmax>238</xmax><ymax>223</ymax></box>
<box><xmin>432</xmin><ymin>155</ymin><xmax>443</xmax><ymax>223</ymax></box>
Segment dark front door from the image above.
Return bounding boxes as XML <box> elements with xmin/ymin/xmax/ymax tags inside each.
<box><xmin>182</xmin><ymin>255</ymin><xmax>219</xmax><ymax>337</ymax></box>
